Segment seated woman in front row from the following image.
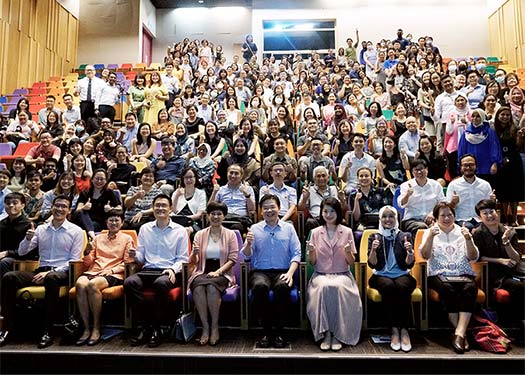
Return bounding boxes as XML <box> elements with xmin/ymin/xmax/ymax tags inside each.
<box><xmin>419</xmin><ymin>202</ymin><xmax>479</xmax><ymax>354</ymax></box>
<box><xmin>188</xmin><ymin>201</ymin><xmax>238</xmax><ymax>346</ymax></box>
<box><xmin>75</xmin><ymin>209</ymin><xmax>133</xmax><ymax>346</ymax></box>
<box><xmin>367</xmin><ymin>205</ymin><xmax>416</xmax><ymax>352</ymax></box>
<box><xmin>307</xmin><ymin>197</ymin><xmax>362</xmax><ymax>351</ymax></box>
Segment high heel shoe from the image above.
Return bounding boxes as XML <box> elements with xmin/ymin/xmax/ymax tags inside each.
<box><xmin>390</xmin><ymin>328</ymin><xmax>401</xmax><ymax>352</ymax></box>
<box><xmin>75</xmin><ymin>337</ymin><xmax>89</xmax><ymax>346</ymax></box>
<box><xmin>400</xmin><ymin>328</ymin><xmax>412</xmax><ymax>352</ymax></box>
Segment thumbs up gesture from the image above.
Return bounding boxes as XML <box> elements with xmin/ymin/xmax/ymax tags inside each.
<box><xmin>306</xmin><ymin>241</ymin><xmax>315</xmax><ymax>255</ymax></box>
<box><xmin>103</xmin><ymin>201</ymin><xmax>112</xmax><ymax>212</ymax></box>
<box><xmin>451</xmin><ymin>190</ymin><xmax>459</xmax><ymax>205</ymax></box>
<box><xmin>403</xmin><ymin>235</ymin><xmax>414</xmax><ymax>254</ymax></box>
<box><xmin>460</xmin><ymin>222</ymin><xmax>472</xmax><ymax>240</ymax></box>
<box><xmin>83</xmin><ymin>198</ymin><xmax>92</xmax><ymax>211</ymax></box>
<box><xmin>26</xmin><ymin>222</ymin><xmax>36</xmax><ymax>241</ymax></box>
<box><xmin>406</xmin><ymin>182</ymin><xmax>414</xmax><ymax>198</ymax></box>
<box><xmin>239</xmin><ymin>181</ymin><xmax>250</xmax><ymax>196</ymax></box>
<box><xmin>343</xmin><ymin>240</ymin><xmax>354</xmax><ymax>254</ymax></box>
<box><xmin>371</xmin><ymin>234</ymin><xmax>380</xmax><ymax>251</ymax></box>
<box><xmin>246</xmin><ymin>229</ymin><xmax>255</xmax><ymax>246</ymax></box>
<box><xmin>430</xmin><ymin>223</ymin><xmax>440</xmax><ymax>237</ymax></box>
<box><xmin>490</xmin><ymin>189</ymin><xmax>496</xmax><ymax>201</ymax></box>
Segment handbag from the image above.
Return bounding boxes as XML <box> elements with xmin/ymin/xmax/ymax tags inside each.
<box><xmin>470</xmin><ymin>315</ymin><xmax>511</xmax><ymax>353</ymax></box>
<box><xmin>173</xmin><ymin>311</ymin><xmax>196</xmax><ymax>342</ymax></box>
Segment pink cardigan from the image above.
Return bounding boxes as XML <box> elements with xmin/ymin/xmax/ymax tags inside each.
<box><xmin>187</xmin><ymin>227</ymin><xmax>239</xmax><ymax>289</ymax></box>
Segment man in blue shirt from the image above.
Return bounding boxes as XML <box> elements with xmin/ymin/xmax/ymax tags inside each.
<box><xmin>243</xmin><ymin>194</ymin><xmax>301</xmax><ymax>348</ymax></box>
<box><xmin>0</xmin><ymin>195</ymin><xmax>84</xmax><ymax>348</ymax></box>
<box><xmin>151</xmin><ymin>137</ymin><xmax>185</xmax><ymax>196</ymax></box>
<box><xmin>124</xmin><ymin>194</ymin><xmax>189</xmax><ymax>348</ymax></box>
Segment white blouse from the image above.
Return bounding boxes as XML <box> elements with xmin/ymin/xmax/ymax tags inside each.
<box><xmin>173</xmin><ymin>188</ymin><xmax>206</xmax><ymax>215</ymax></box>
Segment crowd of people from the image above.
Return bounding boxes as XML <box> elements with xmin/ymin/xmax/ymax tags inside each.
<box><xmin>0</xmin><ymin>29</ymin><xmax>524</xmax><ymax>353</ymax></box>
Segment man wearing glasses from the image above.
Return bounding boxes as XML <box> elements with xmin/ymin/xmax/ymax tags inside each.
<box><xmin>0</xmin><ymin>195</ymin><xmax>84</xmax><ymax>348</ymax></box>
<box><xmin>124</xmin><ymin>194</ymin><xmax>189</xmax><ymax>348</ymax></box>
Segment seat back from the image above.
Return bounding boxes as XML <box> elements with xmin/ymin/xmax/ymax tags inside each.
<box><xmin>358</xmin><ymin>229</ymin><xmax>379</xmax><ymax>285</ymax></box>
<box><xmin>0</xmin><ymin>143</ymin><xmax>12</xmax><ymax>156</ymax></box>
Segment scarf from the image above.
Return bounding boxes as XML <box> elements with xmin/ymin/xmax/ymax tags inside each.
<box><xmin>509</xmin><ymin>86</ymin><xmax>524</xmax><ymax>121</ymax></box>
<box><xmin>231</xmin><ymin>138</ymin><xmax>250</xmax><ymax>167</ymax></box>
<box><xmin>194</xmin><ymin>143</ymin><xmax>212</xmax><ymax>169</ymax></box>
<box><xmin>465</xmin><ymin>109</ymin><xmax>489</xmax><ymax>145</ymax></box>
<box><xmin>176</xmin><ymin>127</ymin><xmax>189</xmax><ymax>145</ymax></box>
<box><xmin>378</xmin><ymin>205</ymin><xmax>400</xmax><ymax>240</ymax></box>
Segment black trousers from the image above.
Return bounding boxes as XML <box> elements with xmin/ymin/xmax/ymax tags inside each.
<box><xmin>1</xmin><ymin>268</ymin><xmax>69</xmax><ymax>332</ymax></box>
<box><xmin>499</xmin><ymin>276</ymin><xmax>525</xmax><ymax>320</ymax></box>
<box><xmin>369</xmin><ymin>273</ymin><xmax>416</xmax><ymax>328</ymax></box>
<box><xmin>249</xmin><ymin>269</ymin><xmax>292</xmax><ymax>335</ymax></box>
<box><xmin>80</xmin><ymin>101</ymin><xmax>96</xmax><ymax>122</ymax></box>
<box><xmin>98</xmin><ymin>104</ymin><xmax>116</xmax><ymax>122</ymax></box>
<box><xmin>428</xmin><ymin>275</ymin><xmax>477</xmax><ymax>313</ymax></box>
<box><xmin>123</xmin><ymin>271</ymin><xmax>181</xmax><ymax>328</ymax></box>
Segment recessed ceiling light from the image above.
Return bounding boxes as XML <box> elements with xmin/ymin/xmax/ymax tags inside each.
<box><xmin>198</xmin><ymin>0</ymin><xmax>204</xmax><ymax>3</ymax></box>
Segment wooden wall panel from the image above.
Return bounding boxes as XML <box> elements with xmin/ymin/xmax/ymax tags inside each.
<box><xmin>0</xmin><ymin>0</ymin><xmax>78</xmax><ymax>95</ymax></box>
<box><xmin>489</xmin><ymin>0</ymin><xmax>524</xmax><ymax>69</ymax></box>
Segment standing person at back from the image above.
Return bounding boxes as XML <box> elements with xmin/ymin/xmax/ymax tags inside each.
<box><xmin>241</xmin><ymin>34</ymin><xmax>258</xmax><ymax>63</ymax></box>
<box><xmin>74</xmin><ymin>65</ymin><xmax>106</xmax><ymax>122</ymax></box>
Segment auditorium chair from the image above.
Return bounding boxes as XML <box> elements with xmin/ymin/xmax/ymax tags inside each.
<box><xmin>356</xmin><ymin>229</ymin><xmax>425</xmax><ymax>330</ymax></box>
<box><xmin>186</xmin><ymin>230</ymin><xmax>244</xmax><ymax>328</ymax></box>
<box><xmin>0</xmin><ymin>142</ymin><xmax>39</xmax><ymax>165</ymax></box>
<box><xmin>68</xmin><ymin>229</ymin><xmax>138</xmax><ymax>328</ymax></box>
<box><xmin>413</xmin><ymin>229</ymin><xmax>487</xmax><ymax>330</ymax></box>
<box><xmin>240</xmin><ymin>249</ymin><xmax>308</xmax><ymax>330</ymax></box>
<box><xmin>14</xmin><ymin>232</ymin><xmax>88</xmax><ymax>321</ymax></box>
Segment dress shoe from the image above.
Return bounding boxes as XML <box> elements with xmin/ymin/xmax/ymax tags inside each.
<box><xmin>129</xmin><ymin>328</ymin><xmax>150</xmax><ymax>346</ymax></box>
<box><xmin>75</xmin><ymin>337</ymin><xmax>89</xmax><ymax>346</ymax></box>
<box><xmin>331</xmin><ymin>336</ymin><xmax>342</xmax><ymax>351</ymax></box>
<box><xmin>148</xmin><ymin>328</ymin><xmax>163</xmax><ymax>348</ymax></box>
<box><xmin>273</xmin><ymin>335</ymin><xmax>286</xmax><ymax>349</ymax></box>
<box><xmin>258</xmin><ymin>335</ymin><xmax>271</xmax><ymax>348</ymax></box>
<box><xmin>320</xmin><ymin>332</ymin><xmax>331</xmax><ymax>351</ymax></box>
<box><xmin>390</xmin><ymin>328</ymin><xmax>401</xmax><ymax>352</ymax></box>
<box><xmin>87</xmin><ymin>336</ymin><xmax>102</xmax><ymax>346</ymax></box>
<box><xmin>464</xmin><ymin>336</ymin><xmax>470</xmax><ymax>351</ymax></box>
<box><xmin>37</xmin><ymin>331</ymin><xmax>54</xmax><ymax>349</ymax></box>
<box><xmin>452</xmin><ymin>334</ymin><xmax>465</xmax><ymax>354</ymax></box>
<box><xmin>0</xmin><ymin>330</ymin><xmax>10</xmax><ymax>347</ymax></box>
<box><xmin>400</xmin><ymin>328</ymin><xmax>412</xmax><ymax>353</ymax></box>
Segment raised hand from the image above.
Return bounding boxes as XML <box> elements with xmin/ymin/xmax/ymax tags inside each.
<box><xmin>430</xmin><ymin>223</ymin><xmax>440</xmax><ymax>237</ymax></box>
<box><xmin>460</xmin><ymin>222</ymin><xmax>471</xmax><ymax>240</ymax></box>
<box><xmin>403</xmin><ymin>235</ymin><xmax>413</xmax><ymax>253</ymax></box>
<box><xmin>451</xmin><ymin>190</ymin><xmax>459</xmax><ymax>205</ymax></box>
<box><xmin>501</xmin><ymin>225</ymin><xmax>515</xmax><ymax>244</ymax></box>
<box><xmin>306</xmin><ymin>241</ymin><xmax>315</xmax><ymax>255</ymax></box>
<box><xmin>343</xmin><ymin>240</ymin><xmax>354</xmax><ymax>254</ymax></box>
<box><xmin>26</xmin><ymin>221</ymin><xmax>36</xmax><ymax>241</ymax></box>
<box><xmin>490</xmin><ymin>189</ymin><xmax>496</xmax><ymax>201</ymax></box>
<box><xmin>371</xmin><ymin>234</ymin><xmax>380</xmax><ymax>251</ymax></box>
<box><xmin>246</xmin><ymin>229</ymin><xmax>254</xmax><ymax>246</ymax></box>
<box><xmin>103</xmin><ymin>201</ymin><xmax>112</xmax><ymax>212</ymax></box>
<box><xmin>83</xmin><ymin>198</ymin><xmax>92</xmax><ymax>211</ymax></box>
<box><xmin>406</xmin><ymin>182</ymin><xmax>414</xmax><ymax>198</ymax></box>
<box><xmin>128</xmin><ymin>247</ymin><xmax>137</xmax><ymax>260</ymax></box>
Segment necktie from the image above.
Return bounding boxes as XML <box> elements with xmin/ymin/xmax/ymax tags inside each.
<box><xmin>87</xmin><ymin>78</ymin><xmax>92</xmax><ymax>101</ymax></box>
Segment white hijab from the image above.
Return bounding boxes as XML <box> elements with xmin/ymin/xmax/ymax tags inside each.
<box><xmin>378</xmin><ymin>205</ymin><xmax>400</xmax><ymax>240</ymax></box>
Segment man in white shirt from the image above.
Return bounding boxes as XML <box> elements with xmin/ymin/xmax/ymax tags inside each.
<box><xmin>161</xmin><ymin>62</ymin><xmax>179</xmax><ymax>109</ymax></box>
<box><xmin>95</xmin><ymin>72</ymin><xmax>120</xmax><ymax>122</ymax></box>
<box><xmin>116</xmin><ymin>112</ymin><xmax>139</xmax><ymax>152</ymax></box>
<box><xmin>398</xmin><ymin>116</ymin><xmax>423</xmax><ymax>161</ymax></box>
<box><xmin>398</xmin><ymin>158</ymin><xmax>446</xmax><ymax>236</ymax></box>
<box><xmin>124</xmin><ymin>194</ymin><xmax>189</xmax><ymax>348</ymax></box>
<box><xmin>447</xmin><ymin>154</ymin><xmax>494</xmax><ymax>229</ymax></box>
<box><xmin>74</xmin><ymin>65</ymin><xmax>105</xmax><ymax>122</ymax></box>
<box><xmin>260</xmin><ymin>162</ymin><xmax>297</xmax><ymax>221</ymax></box>
<box><xmin>339</xmin><ymin>133</ymin><xmax>376</xmax><ymax>194</ymax></box>
<box><xmin>0</xmin><ymin>195</ymin><xmax>84</xmax><ymax>348</ymax></box>
<box><xmin>37</xmin><ymin>95</ymin><xmax>62</xmax><ymax>128</ymax></box>
<box><xmin>433</xmin><ymin>75</ymin><xmax>458</xmax><ymax>152</ymax></box>
<box><xmin>61</xmin><ymin>93</ymin><xmax>81</xmax><ymax>126</ymax></box>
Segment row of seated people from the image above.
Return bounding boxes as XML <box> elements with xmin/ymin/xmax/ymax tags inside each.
<box><xmin>0</xmin><ymin>190</ymin><xmax>523</xmax><ymax>354</ymax></box>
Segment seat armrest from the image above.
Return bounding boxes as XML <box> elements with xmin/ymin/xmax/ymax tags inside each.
<box><xmin>125</xmin><ymin>262</ymin><xmax>140</xmax><ymax>277</ymax></box>
<box><xmin>69</xmin><ymin>260</ymin><xmax>86</xmax><ymax>285</ymax></box>
<box><xmin>14</xmin><ymin>260</ymin><xmax>39</xmax><ymax>272</ymax></box>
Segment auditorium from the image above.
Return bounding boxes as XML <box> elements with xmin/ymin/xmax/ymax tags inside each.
<box><xmin>0</xmin><ymin>0</ymin><xmax>524</xmax><ymax>373</ymax></box>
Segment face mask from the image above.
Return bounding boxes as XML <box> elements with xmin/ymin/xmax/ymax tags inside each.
<box><xmin>76</xmin><ymin>126</ymin><xmax>84</xmax><ymax>133</ymax></box>
<box><xmin>381</xmin><ymin>42</ymin><xmax>386</xmax><ymax>47</ymax></box>
<box><xmin>210</xmin><ymin>90</ymin><xmax>218</xmax><ymax>99</ymax></box>
<box><xmin>216</xmin><ymin>82</ymin><xmax>224</xmax><ymax>90</ymax></box>
<box><xmin>476</xmin><ymin>63</ymin><xmax>486</xmax><ymax>71</ymax></box>
<box><xmin>367</xmin><ymin>45</ymin><xmax>373</xmax><ymax>50</ymax></box>
<box><xmin>426</xmin><ymin>40</ymin><xmax>433</xmax><ymax>45</ymax></box>
<box><xmin>448</xmin><ymin>65</ymin><xmax>457</xmax><ymax>72</ymax></box>
<box><xmin>495</xmin><ymin>76</ymin><xmax>505</xmax><ymax>84</ymax></box>
<box><xmin>275</xmin><ymin>97</ymin><xmax>283</xmax><ymax>104</ymax></box>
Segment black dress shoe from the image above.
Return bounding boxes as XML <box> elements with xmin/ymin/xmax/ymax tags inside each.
<box><xmin>464</xmin><ymin>336</ymin><xmax>470</xmax><ymax>351</ymax></box>
<box><xmin>0</xmin><ymin>330</ymin><xmax>10</xmax><ymax>347</ymax></box>
<box><xmin>273</xmin><ymin>335</ymin><xmax>286</xmax><ymax>349</ymax></box>
<box><xmin>129</xmin><ymin>328</ymin><xmax>150</xmax><ymax>346</ymax></box>
<box><xmin>87</xmin><ymin>337</ymin><xmax>102</xmax><ymax>346</ymax></box>
<box><xmin>75</xmin><ymin>337</ymin><xmax>89</xmax><ymax>346</ymax></box>
<box><xmin>148</xmin><ymin>328</ymin><xmax>163</xmax><ymax>348</ymax></box>
<box><xmin>452</xmin><ymin>334</ymin><xmax>465</xmax><ymax>354</ymax></box>
<box><xmin>258</xmin><ymin>335</ymin><xmax>271</xmax><ymax>348</ymax></box>
<box><xmin>38</xmin><ymin>332</ymin><xmax>54</xmax><ymax>349</ymax></box>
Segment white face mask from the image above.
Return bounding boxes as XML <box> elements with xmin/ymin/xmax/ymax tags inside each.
<box><xmin>448</xmin><ymin>65</ymin><xmax>457</xmax><ymax>72</ymax></box>
<box><xmin>495</xmin><ymin>76</ymin><xmax>505</xmax><ymax>84</ymax></box>
<box><xmin>275</xmin><ymin>97</ymin><xmax>283</xmax><ymax>104</ymax></box>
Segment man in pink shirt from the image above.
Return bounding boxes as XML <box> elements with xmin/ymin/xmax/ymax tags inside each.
<box><xmin>24</xmin><ymin>132</ymin><xmax>61</xmax><ymax>168</ymax></box>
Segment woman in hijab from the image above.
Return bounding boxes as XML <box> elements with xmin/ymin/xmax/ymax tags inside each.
<box><xmin>508</xmin><ymin>86</ymin><xmax>524</xmax><ymax>127</ymax></box>
<box><xmin>175</xmin><ymin>123</ymin><xmax>196</xmax><ymax>160</ymax></box>
<box><xmin>188</xmin><ymin>143</ymin><xmax>216</xmax><ymax>197</ymax></box>
<box><xmin>327</xmin><ymin>103</ymin><xmax>348</xmax><ymax>137</ymax></box>
<box><xmin>444</xmin><ymin>93</ymin><xmax>470</xmax><ymax>180</ymax></box>
<box><xmin>217</xmin><ymin>138</ymin><xmax>260</xmax><ymax>187</ymax></box>
<box><xmin>457</xmin><ymin>108</ymin><xmax>502</xmax><ymax>182</ymax></box>
<box><xmin>367</xmin><ymin>205</ymin><xmax>416</xmax><ymax>352</ymax></box>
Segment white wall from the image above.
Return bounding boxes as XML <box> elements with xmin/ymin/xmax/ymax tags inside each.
<box><xmin>486</xmin><ymin>0</ymin><xmax>508</xmax><ymax>15</ymax></box>
<box><xmin>141</xmin><ymin>0</ymin><xmax>157</xmax><ymax>36</ymax></box>
<box><xmin>153</xmin><ymin>7</ymin><xmax>252</xmax><ymax>64</ymax></box>
<box><xmin>78</xmin><ymin>0</ymin><xmax>141</xmax><ymax>65</ymax></box>
<box><xmin>252</xmin><ymin>0</ymin><xmax>490</xmax><ymax>60</ymax></box>
<box><xmin>57</xmin><ymin>0</ymin><xmax>80</xmax><ymax>18</ymax></box>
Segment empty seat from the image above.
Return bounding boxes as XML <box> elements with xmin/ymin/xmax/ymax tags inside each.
<box><xmin>107</xmin><ymin>64</ymin><xmax>119</xmax><ymax>70</ymax></box>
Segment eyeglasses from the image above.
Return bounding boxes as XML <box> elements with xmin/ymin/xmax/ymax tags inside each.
<box><xmin>53</xmin><ymin>203</ymin><xmax>69</xmax><ymax>209</ymax></box>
